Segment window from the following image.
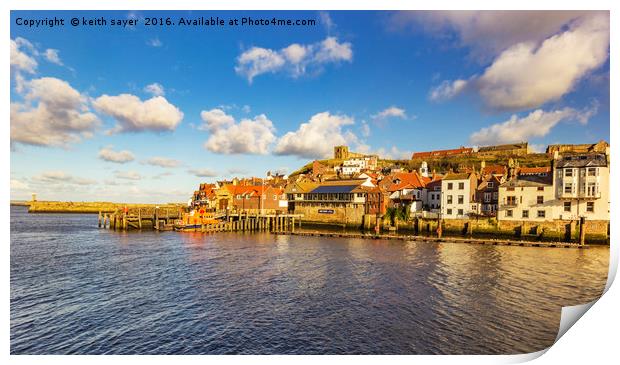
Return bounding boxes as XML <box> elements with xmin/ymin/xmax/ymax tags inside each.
<box><xmin>447</xmin><ymin>209</ymin><xmax>453</xmax><ymax>215</ymax></box>
<box><xmin>447</xmin><ymin>183</ymin><xmax>453</xmax><ymax>190</ymax></box>
<box><xmin>507</xmin><ymin>187</ymin><xmax>515</xmax><ymax>191</ymax></box>
<box><xmin>522</xmin><ymin>210</ymin><xmax>529</xmax><ymax>218</ymax></box>
<box><xmin>537</xmin><ymin>196</ymin><xmax>544</xmax><ymax>204</ymax></box>
<box><xmin>458</xmin><ymin>195</ymin><xmax>464</xmax><ymax>204</ymax></box>
<box><xmin>537</xmin><ymin>187</ymin><xmax>544</xmax><ymax>191</ymax></box>
<box><xmin>563</xmin><ymin>201</ymin><xmax>571</xmax><ymax>212</ymax></box>
<box><xmin>506</xmin><ymin>209</ymin><xmax>513</xmax><ymax>217</ymax></box>
<box><xmin>587</xmin><ymin>202</ymin><xmax>595</xmax><ymax>213</ymax></box>
<box><xmin>458</xmin><ymin>182</ymin><xmax>465</xmax><ymax>190</ymax></box>
<box><xmin>564</xmin><ymin>183</ymin><xmax>573</xmax><ymax>194</ymax></box>
<box><xmin>537</xmin><ymin>210</ymin><xmax>546</xmax><ymax>218</ymax></box>
<box><xmin>484</xmin><ymin>192</ymin><xmax>491</xmax><ymax>202</ymax></box>
<box><xmin>506</xmin><ymin>196</ymin><xmax>517</xmax><ymax>205</ymax></box>
<box><xmin>487</xmin><ymin>182</ymin><xmax>494</xmax><ymax>188</ymax></box>
<box><xmin>458</xmin><ymin>209</ymin><xmax>464</xmax><ymax>216</ymax></box>
<box><xmin>493</xmin><ymin>192</ymin><xmax>498</xmax><ymax>199</ymax></box>
<box><xmin>565</xmin><ymin>168</ymin><xmax>573</xmax><ymax>177</ymax></box>
<box><xmin>447</xmin><ymin>195</ymin><xmax>453</xmax><ymax>204</ymax></box>
<box><xmin>587</xmin><ymin>182</ymin><xmax>598</xmax><ymax>197</ymax></box>
<box><xmin>587</xmin><ymin>167</ymin><xmax>597</xmax><ymax>176</ymax></box>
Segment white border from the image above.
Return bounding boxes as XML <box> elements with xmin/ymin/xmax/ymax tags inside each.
<box><xmin>4</xmin><ymin>1</ymin><xmax>617</xmax><ymax>364</ymax></box>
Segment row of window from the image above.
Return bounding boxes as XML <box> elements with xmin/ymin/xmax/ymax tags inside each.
<box><xmin>505</xmin><ymin>195</ymin><xmax>546</xmax><ymax>205</ymax></box>
<box><xmin>445</xmin><ymin>208</ymin><xmax>464</xmax><ymax>216</ymax></box>
<box><xmin>562</xmin><ymin>182</ymin><xmax>599</xmax><ymax>195</ymax></box>
<box><xmin>563</xmin><ymin>201</ymin><xmax>595</xmax><ymax>213</ymax></box>
<box><xmin>236</xmin><ymin>194</ymin><xmax>280</xmax><ymax>200</ymax></box>
<box><xmin>446</xmin><ymin>182</ymin><xmax>465</xmax><ymax>190</ymax></box>
<box><xmin>506</xmin><ymin>209</ymin><xmax>546</xmax><ymax>218</ymax></box>
<box><xmin>560</xmin><ymin>167</ymin><xmax>599</xmax><ymax>178</ymax></box>
<box><xmin>446</xmin><ymin>195</ymin><xmax>464</xmax><ymax>204</ymax></box>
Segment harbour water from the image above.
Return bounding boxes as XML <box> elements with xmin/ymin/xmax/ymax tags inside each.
<box><xmin>10</xmin><ymin>206</ymin><xmax>609</xmax><ymax>354</ymax></box>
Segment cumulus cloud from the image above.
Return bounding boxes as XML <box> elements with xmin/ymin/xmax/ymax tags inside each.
<box><xmin>98</xmin><ymin>146</ymin><xmax>135</xmax><ymax>163</ymax></box>
<box><xmin>144</xmin><ymin>82</ymin><xmax>165</xmax><ymax>96</ymax></box>
<box><xmin>469</xmin><ymin>104</ymin><xmax>598</xmax><ymax>145</ymax></box>
<box><xmin>419</xmin><ymin>12</ymin><xmax>609</xmax><ymax>111</ymax></box>
<box><xmin>10</xmin><ymin>38</ymin><xmax>38</xmax><ymax>74</ymax></box>
<box><xmin>145</xmin><ymin>156</ymin><xmax>182</xmax><ymax>168</ymax></box>
<box><xmin>93</xmin><ymin>94</ymin><xmax>183</xmax><ymax>133</ymax></box>
<box><xmin>11</xmin><ymin>179</ymin><xmax>31</xmax><ymax>191</ymax></box>
<box><xmin>475</xmin><ymin>13</ymin><xmax>609</xmax><ymax>111</ymax></box>
<box><xmin>32</xmin><ymin>170</ymin><xmax>97</xmax><ymax>186</ymax></box>
<box><xmin>188</xmin><ymin>168</ymin><xmax>219</xmax><ymax>178</ymax></box>
<box><xmin>274</xmin><ymin>112</ymin><xmax>357</xmax><ymax>159</ymax></box>
<box><xmin>371</xmin><ymin>106</ymin><xmax>407</xmax><ymax>121</ymax></box>
<box><xmin>114</xmin><ymin>170</ymin><xmax>142</xmax><ymax>180</ymax></box>
<box><xmin>235</xmin><ymin>36</ymin><xmax>353</xmax><ymax>83</ymax></box>
<box><xmin>429</xmin><ymin>79</ymin><xmax>468</xmax><ymax>101</ymax></box>
<box><xmin>11</xmin><ymin>77</ymin><xmax>100</xmax><ymax>148</ymax></box>
<box><xmin>44</xmin><ymin>49</ymin><xmax>63</xmax><ymax>65</ymax></box>
<box><xmin>392</xmin><ymin>11</ymin><xmax>592</xmax><ymax>61</ymax></box>
<box><xmin>201</xmin><ymin>109</ymin><xmax>276</xmax><ymax>154</ymax></box>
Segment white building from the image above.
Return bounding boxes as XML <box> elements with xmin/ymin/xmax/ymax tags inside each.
<box><xmin>440</xmin><ymin>173</ymin><xmax>477</xmax><ymax>219</ymax></box>
<box><xmin>497</xmin><ymin>152</ymin><xmax>610</xmax><ymax>222</ymax></box>
<box><xmin>337</xmin><ymin>156</ymin><xmax>378</xmax><ymax>175</ymax></box>
<box><xmin>498</xmin><ymin>176</ymin><xmax>555</xmax><ymax>221</ymax></box>
<box><xmin>553</xmin><ymin>153</ymin><xmax>609</xmax><ymax>221</ymax></box>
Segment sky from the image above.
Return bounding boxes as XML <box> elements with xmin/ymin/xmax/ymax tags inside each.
<box><xmin>10</xmin><ymin>10</ymin><xmax>610</xmax><ymax>203</ymax></box>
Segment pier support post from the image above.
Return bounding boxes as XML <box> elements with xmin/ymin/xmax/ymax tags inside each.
<box><xmin>98</xmin><ymin>211</ymin><xmax>102</xmax><ymax>228</ymax></box>
<box><xmin>291</xmin><ymin>217</ymin><xmax>295</xmax><ymax>233</ymax></box>
<box><xmin>579</xmin><ymin>216</ymin><xmax>586</xmax><ymax>246</ymax></box>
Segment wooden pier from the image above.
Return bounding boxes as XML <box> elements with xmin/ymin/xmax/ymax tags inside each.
<box><xmin>99</xmin><ymin>208</ymin><xmax>303</xmax><ymax>233</ymax></box>
<box><xmin>99</xmin><ymin>206</ymin><xmax>183</xmax><ymax>231</ymax></box>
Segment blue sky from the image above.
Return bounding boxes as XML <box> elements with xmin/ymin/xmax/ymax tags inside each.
<box><xmin>10</xmin><ymin>10</ymin><xmax>610</xmax><ymax>203</ymax></box>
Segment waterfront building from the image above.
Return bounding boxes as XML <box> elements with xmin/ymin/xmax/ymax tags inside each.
<box><xmin>497</xmin><ymin>175</ymin><xmax>554</xmax><ymax>222</ymax></box>
<box><xmin>290</xmin><ymin>179</ymin><xmax>382</xmax><ymax>226</ymax></box>
<box><xmin>425</xmin><ymin>179</ymin><xmax>442</xmax><ymax>212</ymax></box>
<box><xmin>474</xmin><ymin>174</ymin><xmax>504</xmax><ymax>216</ymax></box>
<box><xmin>225</xmin><ymin>185</ymin><xmax>287</xmax><ymax>213</ymax></box>
<box><xmin>553</xmin><ymin>152</ymin><xmax>610</xmax><ymax>221</ymax></box>
<box><xmin>440</xmin><ymin>173</ymin><xmax>478</xmax><ymax>219</ymax></box>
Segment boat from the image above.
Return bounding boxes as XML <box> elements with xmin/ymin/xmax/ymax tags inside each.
<box><xmin>174</xmin><ymin>209</ymin><xmax>220</xmax><ymax>232</ymax></box>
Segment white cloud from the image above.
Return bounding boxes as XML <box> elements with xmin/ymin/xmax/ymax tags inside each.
<box><xmin>188</xmin><ymin>168</ymin><xmax>219</xmax><ymax>178</ymax></box>
<box><xmin>147</xmin><ymin>37</ymin><xmax>163</xmax><ymax>47</ymax></box>
<box><xmin>11</xmin><ymin>77</ymin><xmax>100</xmax><ymax>148</ymax></box>
<box><xmin>145</xmin><ymin>157</ymin><xmax>182</xmax><ymax>168</ymax></box>
<box><xmin>371</xmin><ymin>106</ymin><xmax>407</xmax><ymax>121</ymax></box>
<box><xmin>469</xmin><ymin>104</ymin><xmax>598</xmax><ymax>145</ymax></box>
<box><xmin>199</xmin><ymin>108</ymin><xmax>235</xmax><ymax>131</ymax></box>
<box><xmin>392</xmin><ymin>11</ymin><xmax>593</xmax><ymax>61</ymax></box>
<box><xmin>114</xmin><ymin>170</ymin><xmax>142</xmax><ymax>180</ymax></box>
<box><xmin>274</xmin><ymin>112</ymin><xmax>357</xmax><ymax>159</ymax></box>
<box><xmin>98</xmin><ymin>146</ymin><xmax>135</xmax><ymax>163</ymax></box>
<box><xmin>319</xmin><ymin>11</ymin><xmax>335</xmax><ymax>33</ymax></box>
<box><xmin>10</xmin><ymin>38</ymin><xmax>38</xmax><ymax>74</ymax></box>
<box><xmin>201</xmin><ymin>109</ymin><xmax>276</xmax><ymax>155</ymax></box>
<box><xmin>44</xmin><ymin>49</ymin><xmax>63</xmax><ymax>65</ymax></box>
<box><xmin>475</xmin><ymin>13</ymin><xmax>609</xmax><ymax>111</ymax></box>
<box><xmin>420</xmin><ymin>12</ymin><xmax>609</xmax><ymax>111</ymax></box>
<box><xmin>429</xmin><ymin>79</ymin><xmax>468</xmax><ymax>101</ymax></box>
<box><xmin>235</xmin><ymin>36</ymin><xmax>353</xmax><ymax>83</ymax></box>
<box><xmin>144</xmin><ymin>82</ymin><xmax>165</xmax><ymax>96</ymax></box>
<box><xmin>32</xmin><ymin>170</ymin><xmax>97</xmax><ymax>186</ymax></box>
<box><xmin>11</xmin><ymin>179</ymin><xmax>31</xmax><ymax>191</ymax></box>
<box><xmin>93</xmin><ymin>94</ymin><xmax>183</xmax><ymax>133</ymax></box>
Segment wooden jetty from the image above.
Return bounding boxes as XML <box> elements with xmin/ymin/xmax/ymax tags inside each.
<box><xmin>99</xmin><ymin>206</ymin><xmax>183</xmax><ymax>231</ymax></box>
<box><xmin>100</xmin><ymin>208</ymin><xmax>303</xmax><ymax>233</ymax></box>
<box><xmin>274</xmin><ymin>230</ymin><xmax>590</xmax><ymax>249</ymax></box>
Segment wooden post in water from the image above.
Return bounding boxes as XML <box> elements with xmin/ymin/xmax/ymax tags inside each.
<box><xmin>138</xmin><ymin>209</ymin><xmax>142</xmax><ymax>230</ymax></box>
<box><xmin>98</xmin><ymin>211</ymin><xmax>102</xmax><ymax>228</ymax></box>
<box><xmin>579</xmin><ymin>216</ymin><xmax>586</xmax><ymax>246</ymax></box>
<box><xmin>291</xmin><ymin>217</ymin><xmax>295</xmax><ymax>233</ymax></box>
<box><xmin>155</xmin><ymin>208</ymin><xmax>159</xmax><ymax>231</ymax></box>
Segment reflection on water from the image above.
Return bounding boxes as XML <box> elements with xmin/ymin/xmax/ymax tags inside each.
<box><xmin>10</xmin><ymin>207</ymin><xmax>608</xmax><ymax>354</ymax></box>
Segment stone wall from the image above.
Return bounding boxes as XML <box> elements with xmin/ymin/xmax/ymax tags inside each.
<box><xmin>293</xmin><ymin>202</ymin><xmax>366</xmax><ymax>226</ymax></box>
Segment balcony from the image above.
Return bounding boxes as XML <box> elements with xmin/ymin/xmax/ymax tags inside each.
<box><xmin>558</xmin><ymin>191</ymin><xmax>601</xmax><ymax>199</ymax></box>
